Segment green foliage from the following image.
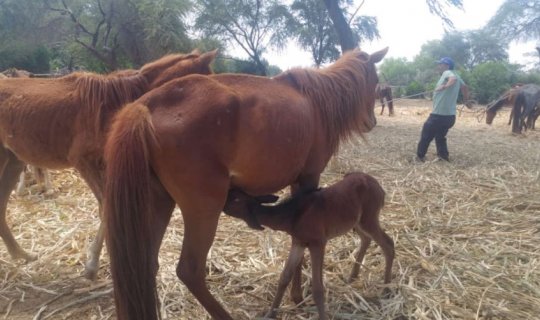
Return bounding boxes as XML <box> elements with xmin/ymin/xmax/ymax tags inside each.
<box><xmin>486</xmin><ymin>0</ymin><xmax>540</xmax><ymax>42</ymax></box>
<box><xmin>213</xmin><ymin>56</ymin><xmax>282</xmax><ymax>76</ymax></box>
<box><xmin>195</xmin><ymin>0</ymin><xmax>291</xmax><ymax>75</ymax></box>
<box><xmin>468</xmin><ymin>62</ymin><xmax>516</xmax><ymax>104</ymax></box>
<box><xmin>288</xmin><ymin>0</ymin><xmax>379</xmax><ymax>66</ymax></box>
<box><xmin>0</xmin><ymin>45</ymin><xmax>51</xmax><ymax>73</ymax></box>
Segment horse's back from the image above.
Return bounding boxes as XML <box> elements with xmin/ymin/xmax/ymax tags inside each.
<box><xmin>140</xmin><ymin>73</ymin><xmax>317</xmax><ymax>195</ymax></box>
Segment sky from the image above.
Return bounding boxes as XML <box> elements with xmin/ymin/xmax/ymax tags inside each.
<box><xmin>262</xmin><ymin>0</ymin><xmax>538</xmax><ymax>70</ymax></box>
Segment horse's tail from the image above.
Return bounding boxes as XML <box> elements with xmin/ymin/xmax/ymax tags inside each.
<box><xmin>512</xmin><ymin>92</ymin><xmax>525</xmax><ymax>134</ymax></box>
<box><xmin>104</xmin><ymin>102</ymin><xmax>160</xmax><ymax>320</ymax></box>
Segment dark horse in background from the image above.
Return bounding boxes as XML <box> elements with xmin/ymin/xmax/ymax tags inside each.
<box><xmin>486</xmin><ymin>84</ymin><xmax>540</xmax><ymax>133</ymax></box>
<box><xmin>375</xmin><ymin>83</ymin><xmax>394</xmax><ymax>115</ymax></box>
<box><xmin>512</xmin><ymin>84</ymin><xmax>540</xmax><ymax>133</ymax></box>
<box><xmin>103</xmin><ymin>48</ymin><xmax>388</xmax><ymax>320</ymax></box>
<box><xmin>0</xmin><ymin>50</ymin><xmax>216</xmax><ymax>279</ymax></box>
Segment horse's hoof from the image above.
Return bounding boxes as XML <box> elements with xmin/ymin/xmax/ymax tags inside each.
<box><xmin>12</xmin><ymin>251</ymin><xmax>37</xmax><ymax>263</ymax></box>
<box><xmin>83</xmin><ymin>264</ymin><xmax>99</xmax><ymax>280</ymax></box>
<box><xmin>263</xmin><ymin>310</ymin><xmax>277</xmax><ymax>319</ymax></box>
<box><xmin>291</xmin><ymin>294</ymin><xmax>303</xmax><ymax>305</ymax></box>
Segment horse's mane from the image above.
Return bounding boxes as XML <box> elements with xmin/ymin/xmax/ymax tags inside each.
<box><xmin>274</xmin><ymin>50</ymin><xmax>375</xmax><ymax>152</ymax></box>
<box><xmin>72</xmin><ymin>71</ymin><xmax>149</xmax><ymax>134</ymax></box>
<box><xmin>487</xmin><ymin>87</ymin><xmax>520</xmax><ymax>113</ymax></box>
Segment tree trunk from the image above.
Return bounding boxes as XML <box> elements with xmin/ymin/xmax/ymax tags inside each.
<box><xmin>323</xmin><ymin>0</ymin><xmax>357</xmax><ymax>52</ymax></box>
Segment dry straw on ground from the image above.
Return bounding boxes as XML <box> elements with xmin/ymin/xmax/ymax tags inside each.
<box><xmin>1</xmin><ymin>100</ymin><xmax>539</xmax><ymax>320</ymax></box>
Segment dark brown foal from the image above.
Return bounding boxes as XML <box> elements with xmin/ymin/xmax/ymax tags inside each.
<box><xmin>224</xmin><ymin>172</ymin><xmax>395</xmax><ymax>320</ymax></box>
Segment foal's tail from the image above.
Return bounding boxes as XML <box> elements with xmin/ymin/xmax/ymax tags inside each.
<box><xmin>104</xmin><ymin>103</ymin><xmax>160</xmax><ymax>320</ymax></box>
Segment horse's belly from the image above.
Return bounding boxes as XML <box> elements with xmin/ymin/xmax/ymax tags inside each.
<box><xmin>229</xmin><ymin>151</ymin><xmax>309</xmax><ymax>194</ymax></box>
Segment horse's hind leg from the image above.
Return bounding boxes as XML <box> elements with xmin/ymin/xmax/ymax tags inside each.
<box><xmin>173</xmin><ymin>183</ymin><xmax>234</xmax><ymax>320</ymax></box>
<box><xmin>0</xmin><ymin>150</ymin><xmax>36</xmax><ymax>261</ymax></box>
<box><xmin>347</xmin><ymin>227</ymin><xmax>372</xmax><ymax>283</ymax></box>
<box><xmin>357</xmin><ymin>221</ymin><xmax>394</xmax><ymax>285</ymax></box>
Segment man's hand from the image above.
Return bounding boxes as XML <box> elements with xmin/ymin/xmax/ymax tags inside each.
<box><xmin>464</xmin><ymin>100</ymin><xmax>475</xmax><ymax>109</ymax></box>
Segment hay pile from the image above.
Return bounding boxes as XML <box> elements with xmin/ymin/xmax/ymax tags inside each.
<box><xmin>1</xmin><ymin>100</ymin><xmax>539</xmax><ymax>320</ymax></box>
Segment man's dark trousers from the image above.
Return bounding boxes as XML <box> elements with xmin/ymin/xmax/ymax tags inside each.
<box><xmin>417</xmin><ymin>113</ymin><xmax>456</xmax><ymax>160</ymax></box>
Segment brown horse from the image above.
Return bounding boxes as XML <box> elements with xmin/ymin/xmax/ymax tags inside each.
<box><xmin>0</xmin><ymin>50</ymin><xmax>216</xmax><ymax>279</ymax></box>
<box><xmin>485</xmin><ymin>86</ymin><xmax>521</xmax><ymax>126</ymax></box>
<box><xmin>375</xmin><ymin>83</ymin><xmax>394</xmax><ymax>115</ymax></box>
<box><xmin>103</xmin><ymin>47</ymin><xmax>388</xmax><ymax>320</ymax></box>
<box><xmin>223</xmin><ymin>172</ymin><xmax>394</xmax><ymax>320</ymax></box>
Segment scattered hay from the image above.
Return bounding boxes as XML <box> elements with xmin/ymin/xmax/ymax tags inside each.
<box><xmin>0</xmin><ymin>100</ymin><xmax>539</xmax><ymax>319</ymax></box>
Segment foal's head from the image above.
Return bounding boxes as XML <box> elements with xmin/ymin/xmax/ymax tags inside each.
<box><xmin>224</xmin><ymin>189</ymin><xmax>279</xmax><ymax>230</ymax></box>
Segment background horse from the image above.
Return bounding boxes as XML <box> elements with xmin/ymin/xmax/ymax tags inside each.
<box><xmin>0</xmin><ymin>50</ymin><xmax>216</xmax><ymax>279</ymax></box>
<box><xmin>485</xmin><ymin>86</ymin><xmax>521</xmax><ymax>126</ymax></box>
<box><xmin>375</xmin><ymin>83</ymin><xmax>394</xmax><ymax>115</ymax></box>
<box><xmin>1</xmin><ymin>68</ymin><xmax>54</xmax><ymax>196</ymax></box>
<box><xmin>511</xmin><ymin>84</ymin><xmax>540</xmax><ymax>134</ymax></box>
<box><xmin>104</xmin><ymin>47</ymin><xmax>388</xmax><ymax>320</ymax></box>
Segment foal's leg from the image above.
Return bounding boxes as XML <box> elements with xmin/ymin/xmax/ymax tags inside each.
<box><xmin>266</xmin><ymin>241</ymin><xmax>305</xmax><ymax>319</ymax></box>
<box><xmin>308</xmin><ymin>242</ymin><xmax>327</xmax><ymax>320</ymax></box>
<box><xmin>289</xmin><ymin>176</ymin><xmax>320</xmax><ymax>304</ymax></box>
<box><xmin>0</xmin><ymin>150</ymin><xmax>35</xmax><ymax>261</ymax></box>
<box><xmin>348</xmin><ymin>226</ymin><xmax>372</xmax><ymax>282</ymax></box>
<box><xmin>357</xmin><ymin>220</ymin><xmax>395</xmax><ymax>285</ymax></box>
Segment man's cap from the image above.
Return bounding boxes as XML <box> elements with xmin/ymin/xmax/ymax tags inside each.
<box><xmin>437</xmin><ymin>57</ymin><xmax>454</xmax><ymax>69</ymax></box>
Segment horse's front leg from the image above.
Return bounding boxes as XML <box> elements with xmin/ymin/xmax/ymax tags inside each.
<box><xmin>0</xmin><ymin>150</ymin><xmax>35</xmax><ymax>261</ymax></box>
<box><xmin>266</xmin><ymin>241</ymin><xmax>305</xmax><ymax>318</ymax></box>
<box><xmin>289</xmin><ymin>174</ymin><xmax>321</xmax><ymax>304</ymax></box>
<box><xmin>308</xmin><ymin>242</ymin><xmax>327</xmax><ymax>320</ymax></box>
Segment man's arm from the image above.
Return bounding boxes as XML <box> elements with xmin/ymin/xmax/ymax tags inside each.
<box><xmin>460</xmin><ymin>83</ymin><xmax>473</xmax><ymax>109</ymax></box>
<box><xmin>435</xmin><ymin>75</ymin><xmax>457</xmax><ymax>92</ymax></box>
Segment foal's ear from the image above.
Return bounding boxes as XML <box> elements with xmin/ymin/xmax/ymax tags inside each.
<box><xmin>255</xmin><ymin>194</ymin><xmax>280</xmax><ymax>204</ymax></box>
<box><xmin>369</xmin><ymin>47</ymin><xmax>389</xmax><ymax>64</ymax></box>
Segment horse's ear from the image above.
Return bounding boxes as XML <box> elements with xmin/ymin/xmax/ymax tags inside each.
<box><xmin>369</xmin><ymin>47</ymin><xmax>389</xmax><ymax>64</ymax></box>
<box><xmin>190</xmin><ymin>48</ymin><xmax>201</xmax><ymax>55</ymax></box>
<box><xmin>255</xmin><ymin>194</ymin><xmax>279</xmax><ymax>204</ymax></box>
<box><xmin>200</xmin><ymin>49</ymin><xmax>218</xmax><ymax>65</ymax></box>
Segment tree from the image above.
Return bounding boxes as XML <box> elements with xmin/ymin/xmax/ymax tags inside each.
<box><xmin>486</xmin><ymin>0</ymin><xmax>540</xmax><ymax>42</ymax></box>
<box><xmin>288</xmin><ymin>0</ymin><xmax>378</xmax><ymax>66</ymax></box>
<box><xmin>289</xmin><ymin>0</ymin><xmax>340</xmax><ymax>66</ymax></box>
<box><xmin>194</xmin><ymin>0</ymin><xmax>290</xmax><ymax>75</ymax></box>
<box><xmin>44</xmin><ymin>0</ymin><xmax>193</xmax><ymax>71</ymax></box>
<box><xmin>324</xmin><ymin>0</ymin><xmax>464</xmax><ymax>52</ymax></box>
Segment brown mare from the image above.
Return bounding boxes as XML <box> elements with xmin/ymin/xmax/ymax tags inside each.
<box><xmin>103</xmin><ymin>47</ymin><xmax>388</xmax><ymax>320</ymax></box>
<box><xmin>223</xmin><ymin>172</ymin><xmax>394</xmax><ymax>320</ymax></box>
<box><xmin>0</xmin><ymin>68</ymin><xmax>54</xmax><ymax>196</ymax></box>
<box><xmin>0</xmin><ymin>50</ymin><xmax>216</xmax><ymax>279</ymax></box>
<box><xmin>375</xmin><ymin>83</ymin><xmax>394</xmax><ymax>115</ymax></box>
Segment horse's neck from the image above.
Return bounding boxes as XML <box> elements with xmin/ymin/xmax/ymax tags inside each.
<box><xmin>256</xmin><ymin>201</ymin><xmax>300</xmax><ymax>233</ymax></box>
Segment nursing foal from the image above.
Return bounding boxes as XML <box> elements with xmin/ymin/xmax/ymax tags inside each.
<box><xmin>224</xmin><ymin>172</ymin><xmax>395</xmax><ymax>319</ymax></box>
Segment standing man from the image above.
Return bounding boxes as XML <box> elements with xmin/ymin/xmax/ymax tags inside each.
<box><xmin>416</xmin><ymin>57</ymin><xmax>471</xmax><ymax>162</ymax></box>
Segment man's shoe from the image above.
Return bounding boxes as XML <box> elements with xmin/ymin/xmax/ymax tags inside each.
<box><xmin>414</xmin><ymin>155</ymin><xmax>425</xmax><ymax>163</ymax></box>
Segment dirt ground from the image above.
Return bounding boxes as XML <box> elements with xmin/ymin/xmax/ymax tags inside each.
<box><xmin>1</xmin><ymin>100</ymin><xmax>539</xmax><ymax>319</ymax></box>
